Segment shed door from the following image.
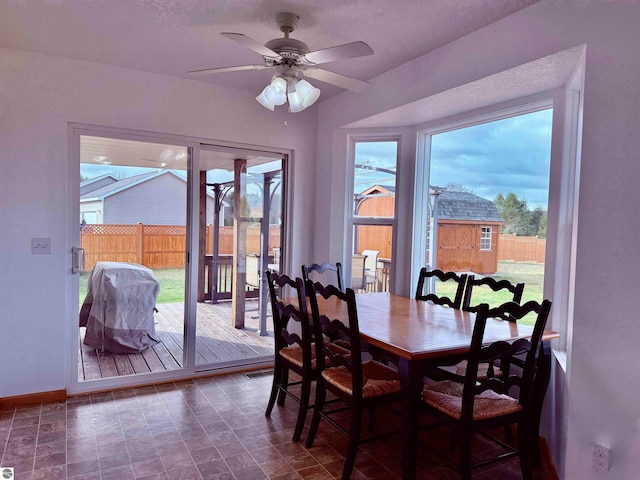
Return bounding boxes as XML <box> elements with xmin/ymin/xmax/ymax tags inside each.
<box><xmin>438</xmin><ymin>224</ymin><xmax>474</xmax><ymax>271</ymax></box>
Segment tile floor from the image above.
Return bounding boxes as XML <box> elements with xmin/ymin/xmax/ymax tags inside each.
<box><xmin>0</xmin><ymin>371</ymin><xmax>555</xmax><ymax>479</ymax></box>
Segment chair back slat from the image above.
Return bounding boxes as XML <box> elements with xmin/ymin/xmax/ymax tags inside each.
<box><xmin>415</xmin><ymin>268</ymin><xmax>468</xmax><ymax>309</ymax></box>
<box><xmin>306</xmin><ymin>281</ymin><xmax>364</xmax><ymax>396</ymax></box>
<box><xmin>301</xmin><ymin>262</ymin><xmax>344</xmax><ymax>292</ymax></box>
<box><xmin>266</xmin><ymin>271</ymin><xmax>311</xmax><ymax>357</ymax></box>
<box><xmin>462</xmin><ymin>276</ymin><xmax>525</xmax><ymax>314</ymax></box>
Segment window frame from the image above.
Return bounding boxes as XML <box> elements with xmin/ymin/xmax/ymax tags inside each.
<box><xmin>409</xmin><ymin>84</ymin><xmax>583</xmax><ymax>365</ymax></box>
<box><xmin>480</xmin><ymin>226</ymin><xmax>492</xmax><ymax>251</ymax></box>
<box><xmin>346</xmin><ymin>135</ymin><xmax>400</xmax><ymax>290</ymax></box>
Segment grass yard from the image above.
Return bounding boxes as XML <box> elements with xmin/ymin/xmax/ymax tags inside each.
<box><xmin>79</xmin><ymin>267</ymin><xmax>186</xmax><ymax>307</ymax></box>
<box><xmin>79</xmin><ymin>262</ymin><xmax>546</xmax><ymax>322</ymax></box>
<box><xmin>434</xmin><ymin>261</ymin><xmax>545</xmax><ymax>325</ymax></box>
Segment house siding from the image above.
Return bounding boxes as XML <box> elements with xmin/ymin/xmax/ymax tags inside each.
<box><xmin>103</xmin><ymin>173</ymin><xmax>213</xmax><ymax>225</ymax></box>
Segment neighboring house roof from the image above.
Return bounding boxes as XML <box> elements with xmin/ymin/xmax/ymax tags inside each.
<box><xmin>80</xmin><ymin>170</ymin><xmax>200</xmax><ymax>201</ymax></box>
<box><xmin>80</xmin><ymin>173</ymin><xmax>118</xmax><ymax>195</ymax></box>
<box><xmin>360</xmin><ymin>185</ymin><xmax>503</xmax><ymax>223</ymax></box>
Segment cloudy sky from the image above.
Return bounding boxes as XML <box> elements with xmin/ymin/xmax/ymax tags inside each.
<box><xmin>430</xmin><ymin>108</ymin><xmax>552</xmax><ymax>208</ymax></box>
<box><xmin>83</xmin><ymin>108</ymin><xmax>552</xmax><ymax>209</ymax></box>
<box><xmin>354</xmin><ymin>108</ymin><xmax>552</xmax><ymax>209</ymax></box>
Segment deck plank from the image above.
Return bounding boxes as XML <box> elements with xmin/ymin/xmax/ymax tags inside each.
<box><xmin>79</xmin><ymin>328</ymin><xmax>103</xmax><ymax>381</ymax></box>
<box><xmin>147</xmin><ymin>341</ymin><xmax>181</xmax><ymax>371</ymax></box>
<box><xmin>153</xmin><ymin>329</ymin><xmax>185</xmax><ymax>367</ymax></box>
<box><xmin>96</xmin><ymin>352</ymin><xmax>119</xmax><ymax>378</ymax></box>
<box><xmin>78</xmin><ymin>300</ymin><xmax>274</xmax><ymax>381</ymax></box>
<box><xmin>141</xmin><ymin>343</ymin><xmax>172</xmax><ymax>373</ymax></box>
<box><xmin>112</xmin><ymin>354</ymin><xmax>136</xmax><ymax>376</ymax></box>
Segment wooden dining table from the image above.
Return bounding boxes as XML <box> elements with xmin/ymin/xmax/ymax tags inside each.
<box><xmin>312</xmin><ymin>292</ymin><xmax>559</xmax><ymax>480</ymax></box>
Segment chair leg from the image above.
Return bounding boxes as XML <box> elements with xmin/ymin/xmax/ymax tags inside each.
<box><xmin>368</xmin><ymin>405</ymin><xmax>376</xmax><ymax>433</ymax></box>
<box><xmin>504</xmin><ymin>423</ymin><xmax>514</xmax><ymax>442</ymax></box>
<box><xmin>341</xmin><ymin>403</ymin><xmax>362</xmax><ymax>480</ymax></box>
<box><xmin>265</xmin><ymin>364</ymin><xmax>280</xmax><ymax>417</ymax></box>
<box><xmin>277</xmin><ymin>368</ymin><xmax>289</xmax><ymax>405</ymax></box>
<box><xmin>459</xmin><ymin>432</ymin><xmax>472</xmax><ymax>480</ymax></box>
<box><xmin>292</xmin><ymin>375</ymin><xmax>312</xmax><ymax>442</ymax></box>
<box><xmin>449</xmin><ymin>428</ymin><xmax>458</xmax><ymax>451</ymax></box>
<box><xmin>517</xmin><ymin>423</ymin><xmax>533</xmax><ymax>480</ymax></box>
<box><xmin>305</xmin><ymin>379</ymin><xmax>325</xmax><ymax>448</ymax></box>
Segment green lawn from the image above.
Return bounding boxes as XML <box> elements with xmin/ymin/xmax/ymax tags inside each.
<box><xmin>434</xmin><ymin>262</ymin><xmax>543</xmax><ymax>303</ymax></box>
<box><xmin>434</xmin><ymin>262</ymin><xmax>545</xmax><ymax>325</ymax></box>
<box><xmin>79</xmin><ymin>268</ymin><xmax>186</xmax><ymax>307</ymax></box>
<box><xmin>79</xmin><ymin>262</ymin><xmax>546</xmax><ymax>317</ymax></box>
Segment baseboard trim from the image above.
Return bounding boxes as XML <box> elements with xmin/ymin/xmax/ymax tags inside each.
<box><xmin>0</xmin><ymin>366</ymin><xmax>276</xmax><ymax>409</ymax></box>
<box><xmin>0</xmin><ymin>389</ymin><xmax>67</xmax><ymax>411</ymax></box>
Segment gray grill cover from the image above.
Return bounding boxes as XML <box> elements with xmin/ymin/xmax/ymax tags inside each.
<box><xmin>79</xmin><ymin>262</ymin><xmax>160</xmax><ymax>353</ymax></box>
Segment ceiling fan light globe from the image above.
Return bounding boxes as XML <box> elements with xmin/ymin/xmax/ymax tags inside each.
<box><xmin>295</xmin><ymin>79</ymin><xmax>321</xmax><ymax>107</ymax></box>
<box><xmin>256</xmin><ymin>86</ymin><xmax>276</xmax><ymax>110</ymax></box>
<box><xmin>270</xmin><ymin>76</ymin><xmax>287</xmax><ymax>91</ymax></box>
<box><xmin>287</xmin><ymin>90</ymin><xmax>306</xmax><ymax>113</ymax></box>
<box><xmin>267</xmin><ymin>87</ymin><xmax>287</xmax><ymax>106</ymax></box>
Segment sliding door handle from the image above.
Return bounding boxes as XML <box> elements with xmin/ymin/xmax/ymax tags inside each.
<box><xmin>72</xmin><ymin>246</ymin><xmax>86</xmax><ymax>274</ymax></box>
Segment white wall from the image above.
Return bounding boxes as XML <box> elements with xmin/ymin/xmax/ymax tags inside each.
<box><xmin>315</xmin><ymin>1</ymin><xmax>640</xmax><ymax>479</ymax></box>
<box><xmin>0</xmin><ymin>48</ymin><xmax>317</xmax><ymax>397</ymax></box>
<box><xmin>3</xmin><ymin>1</ymin><xmax>640</xmax><ymax>478</ymax></box>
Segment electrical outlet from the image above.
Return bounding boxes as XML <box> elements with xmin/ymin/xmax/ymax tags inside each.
<box><xmin>593</xmin><ymin>444</ymin><xmax>610</xmax><ymax>471</ymax></box>
<box><xmin>31</xmin><ymin>237</ymin><xmax>51</xmax><ymax>254</ymax></box>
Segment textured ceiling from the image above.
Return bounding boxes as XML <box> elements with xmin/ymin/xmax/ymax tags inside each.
<box><xmin>347</xmin><ymin>46</ymin><xmax>584</xmax><ymax>127</ymax></box>
<box><xmin>0</xmin><ymin>0</ymin><xmax>541</xmax><ymax>99</ymax></box>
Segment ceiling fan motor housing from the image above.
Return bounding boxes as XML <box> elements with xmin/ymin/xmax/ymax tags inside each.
<box><xmin>264</xmin><ymin>38</ymin><xmax>309</xmax><ymax>58</ymax></box>
<box><xmin>264</xmin><ymin>12</ymin><xmax>309</xmax><ymax>63</ymax></box>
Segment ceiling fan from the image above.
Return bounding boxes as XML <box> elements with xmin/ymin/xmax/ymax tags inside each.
<box><xmin>188</xmin><ymin>12</ymin><xmax>374</xmax><ymax>112</ymax></box>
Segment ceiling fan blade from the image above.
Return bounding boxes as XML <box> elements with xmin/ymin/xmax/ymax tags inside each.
<box><xmin>303</xmin><ymin>68</ymin><xmax>370</xmax><ymax>92</ymax></box>
<box><xmin>220</xmin><ymin>32</ymin><xmax>282</xmax><ymax>60</ymax></box>
<box><xmin>188</xmin><ymin>64</ymin><xmax>268</xmax><ymax>76</ymax></box>
<box><xmin>303</xmin><ymin>41</ymin><xmax>374</xmax><ymax>65</ymax></box>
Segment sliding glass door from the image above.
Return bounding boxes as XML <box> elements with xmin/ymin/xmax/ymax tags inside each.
<box><xmin>72</xmin><ymin>128</ymin><xmax>287</xmax><ymax>391</ymax></box>
<box><xmin>77</xmin><ymin>135</ymin><xmax>188</xmax><ymax>382</ymax></box>
<box><xmin>195</xmin><ymin>146</ymin><xmax>284</xmax><ymax>370</ymax></box>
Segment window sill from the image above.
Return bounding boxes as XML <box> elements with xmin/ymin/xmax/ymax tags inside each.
<box><xmin>553</xmin><ymin>348</ymin><xmax>567</xmax><ymax>373</ymax></box>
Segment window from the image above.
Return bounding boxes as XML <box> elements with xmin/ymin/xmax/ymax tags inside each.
<box><xmin>350</xmin><ymin>138</ymin><xmax>398</xmax><ymax>293</ymax></box>
<box><xmin>416</xmin><ymin>106</ymin><xmax>553</xmax><ymax>315</ymax></box>
<box><xmin>480</xmin><ymin>227</ymin><xmax>492</xmax><ymax>251</ymax></box>
<box><xmin>81</xmin><ymin>211</ymin><xmax>98</xmax><ymax>224</ymax></box>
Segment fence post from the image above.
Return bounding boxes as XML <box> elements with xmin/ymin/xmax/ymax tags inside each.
<box><xmin>136</xmin><ymin>222</ymin><xmax>144</xmax><ymax>265</ymax></box>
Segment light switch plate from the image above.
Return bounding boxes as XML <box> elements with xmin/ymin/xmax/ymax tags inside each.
<box><xmin>31</xmin><ymin>237</ymin><xmax>51</xmax><ymax>254</ymax></box>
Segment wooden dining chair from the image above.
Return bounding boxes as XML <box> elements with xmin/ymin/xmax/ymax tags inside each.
<box><xmin>304</xmin><ymin>280</ymin><xmax>402</xmax><ymax>480</ymax></box>
<box><xmin>421</xmin><ymin>299</ymin><xmax>552</xmax><ymax>480</ymax></box>
<box><xmin>436</xmin><ymin>275</ymin><xmax>526</xmax><ymax>379</ymax></box>
<box><xmin>415</xmin><ymin>267</ymin><xmax>468</xmax><ymax>309</ymax></box>
<box><xmin>264</xmin><ymin>271</ymin><xmax>316</xmax><ymax>442</ymax></box>
<box><xmin>462</xmin><ymin>275</ymin><xmax>525</xmax><ymax>313</ymax></box>
<box><xmin>301</xmin><ymin>262</ymin><xmax>344</xmax><ymax>292</ymax></box>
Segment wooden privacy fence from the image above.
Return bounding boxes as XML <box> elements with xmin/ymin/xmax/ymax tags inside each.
<box><xmin>80</xmin><ymin>224</ymin><xmax>544</xmax><ymax>271</ymax></box>
<box><xmin>498</xmin><ymin>234</ymin><xmax>546</xmax><ymax>263</ymax></box>
<box><xmin>80</xmin><ymin>223</ymin><xmax>281</xmax><ymax>271</ymax></box>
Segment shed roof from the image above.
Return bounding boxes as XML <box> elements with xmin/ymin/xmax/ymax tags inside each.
<box><xmin>359</xmin><ymin>185</ymin><xmax>503</xmax><ymax>223</ymax></box>
<box><xmin>437</xmin><ymin>191</ymin><xmax>503</xmax><ymax>222</ymax></box>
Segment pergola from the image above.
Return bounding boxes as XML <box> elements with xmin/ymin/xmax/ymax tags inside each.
<box><xmin>197</xmin><ymin>155</ymin><xmax>282</xmax><ymax>336</ymax></box>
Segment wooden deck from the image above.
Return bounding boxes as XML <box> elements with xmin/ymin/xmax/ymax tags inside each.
<box><xmin>78</xmin><ymin>300</ymin><xmax>274</xmax><ymax>381</ymax></box>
